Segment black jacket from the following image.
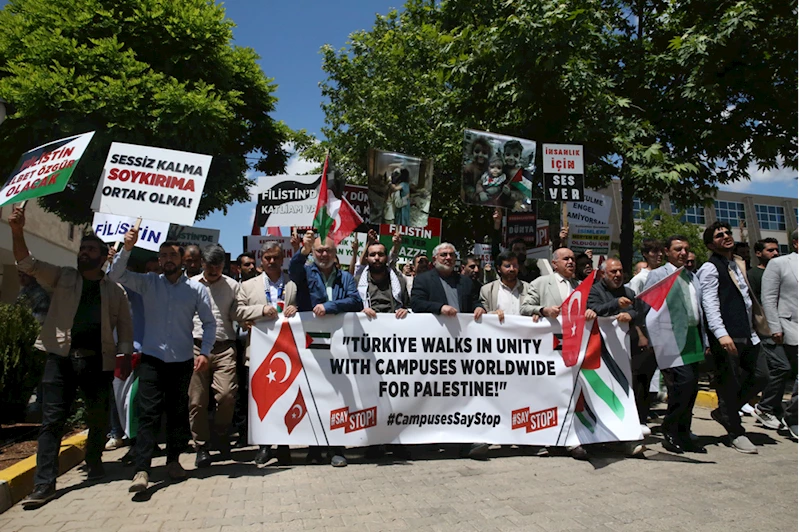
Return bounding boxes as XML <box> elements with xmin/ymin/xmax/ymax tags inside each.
<box><xmin>587</xmin><ymin>279</ymin><xmax>649</xmax><ymax>344</ymax></box>
<box><xmin>410</xmin><ymin>269</ymin><xmax>484</xmax><ymax>314</ymax></box>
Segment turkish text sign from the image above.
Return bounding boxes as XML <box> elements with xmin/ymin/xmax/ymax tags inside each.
<box><xmin>256</xmin><ymin>174</ymin><xmax>321</xmax><ymax>229</ymax></box>
<box><xmin>169</xmin><ymin>225</ymin><xmax>220</xmax><ymax>250</ymax></box>
<box><xmin>92</xmin><ymin>212</ymin><xmax>169</xmax><ymax>252</ymax></box>
<box><xmin>245</xmin><ymin>235</ymin><xmax>293</xmax><ymax>270</ymax></box>
<box><xmin>378</xmin><ymin>218</ymin><xmax>442</xmax><ymax>261</ymax></box>
<box><xmin>543</xmin><ymin>144</ymin><xmax>584</xmax><ymax>202</ymax></box>
<box><xmin>568</xmin><ymin>190</ymin><xmax>612</xmax><ymax>226</ymax></box>
<box><xmin>569</xmin><ymin>225</ymin><xmax>612</xmax><ymax>255</ymax></box>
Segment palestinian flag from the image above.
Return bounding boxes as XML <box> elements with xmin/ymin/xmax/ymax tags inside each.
<box><xmin>312</xmin><ymin>155</ymin><xmax>362</xmax><ymax>246</ymax></box>
<box><xmin>508</xmin><ymin>168</ymin><xmax>533</xmax><ymax>196</ymax></box>
<box><xmin>113</xmin><ymin>353</ymin><xmax>141</xmax><ymax>439</ymax></box>
<box><xmin>306</xmin><ymin>332</ymin><xmax>331</xmax><ymax>350</ymax></box>
<box><xmin>645</xmin><ymin>268</ymin><xmax>704</xmax><ymax>369</ymax></box>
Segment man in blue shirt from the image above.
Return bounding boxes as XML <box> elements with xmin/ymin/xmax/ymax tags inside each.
<box><xmin>109</xmin><ymin>229</ymin><xmax>216</xmax><ymax>492</ymax></box>
<box><xmin>289</xmin><ymin>230</ymin><xmax>363</xmax><ymax>467</ymax></box>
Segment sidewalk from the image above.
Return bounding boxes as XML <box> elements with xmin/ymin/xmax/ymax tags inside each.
<box><xmin>1</xmin><ymin>406</ymin><xmax>796</xmax><ymax>532</ymax></box>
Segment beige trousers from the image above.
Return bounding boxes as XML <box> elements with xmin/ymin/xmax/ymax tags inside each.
<box><xmin>189</xmin><ymin>341</ymin><xmax>238</xmax><ymax>447</ymax></box>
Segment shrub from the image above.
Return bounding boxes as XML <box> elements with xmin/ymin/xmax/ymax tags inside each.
<box><xmin>0</xmin><ymin>302</ymin><xmax>43</xmax><ymax>423</ymax></box>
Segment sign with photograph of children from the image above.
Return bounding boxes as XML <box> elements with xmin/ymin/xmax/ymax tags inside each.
<box><xmin>461</xmin><ymin>129</ymin><xmax>535</xmax><ymax>212</ymax></box>
<box><xmin>366</xmin><ymin>149</ymin><xmax>433</xmax><ymax>228</ymax></box>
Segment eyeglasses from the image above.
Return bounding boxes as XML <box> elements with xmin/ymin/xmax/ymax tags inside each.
<box><xmin>714</xmin><ymin>230</ymin><xmax>733</xmax><ymax>239</ymax></box>
<box><xmin>315</xmin><ymin>248</ymin><xmax>334</xmax><ymax>255</ymax></box>
<box><xmin>438</xmin><ymin>252</ymin><xmax>456</xmax><ymax>257</ymax></box>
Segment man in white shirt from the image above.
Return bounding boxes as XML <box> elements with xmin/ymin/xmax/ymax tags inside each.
<box><xmin>628</xmin><ymin>238</ymin><xmax>663</xmax><ymax>295</ymax></box>
<box><xmin>480</xmin><ymin>250</ymin><xmax>529</xmax><ymax>320</ymax></box>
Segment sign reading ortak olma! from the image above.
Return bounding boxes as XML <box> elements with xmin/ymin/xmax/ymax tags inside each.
<box><xmin>1</xmin><ymin>132</ymin><xmax>96</xmax><ymax>207</ymax></box>
<box><xmin>97</xmin><ymin>143</ymin><xmax>212</xmax><ymax>226</ymax></box>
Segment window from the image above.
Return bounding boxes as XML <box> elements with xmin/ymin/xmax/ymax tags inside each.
<box><xmin>714</xmin><ymin>200</ymin><xmax>746</xmax><ymax>226</ymax></box>
<box><xmin>780</xmin><ymin>244</ymin><xmax>790</xmax><ymax>255</ymax></box>
<box><xmin>633</xmin><ymin>198</ymin><xmax>660</xmax><ymax>220</ymax></box>
<box><xmin>755</xmin><ymin>204</ymin><xmax>786</xmax><ymax>231</ymax></box>
<box><xmin>68</xmin><ymin>223</ymin><xmax>75</xmax><ymax>241</ymax></box>
<box><xmin>671</xmin><ymin>202</ymin><xmax>706</xmax><ymax>225</ymax></box>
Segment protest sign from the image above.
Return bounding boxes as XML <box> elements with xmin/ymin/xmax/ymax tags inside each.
<box><xmin>569</xmin><ymin>225</ymin><xmax>612</xmax><ymax>255</ymax></box>
<box><xmin>92</xmin><ymin>213</ymin><xmax>169</xmax><ymax>252</ymax></box>
<box><xmin>472</xmin><ymin>243</ymin><xmax>493</xmax><ymax>268</ymax></box>
<box><xmin>461</xmin><ymin>130</ymin><xmax>535</xmax><ymax>212</ymax></box>
<box><xmin>336</xmin><ymin>232</ymin><xmax>369</xmax><ymax>267</ymax></box>
<box><xmin>342</xmin><ymin>184</ymin><xmax>370</xmax><ymax>222</ymax></box>
<box><xmin>256</xmin><ymin>174</ymin><xmax>321</xmax><ymax>228</ymax></box>
<box><xmin>367</xmin><ymin>149</ymin><xmax>433</xmax><ymax>227</ymax></box>
<box><xmin>568</xmin><ymin>189</ymin><xmax>612</xmax><ymax>226</ymax></box>
<box><xmin>378</xmin><ymin>218</ymin><xmax>442</xmax><ymax>262</ymax></box>
<box><xmin>249</xmin><ymin>314</ymin><xmax>641</xmax><ymax>446</ymax></box>
<box><xmin>169</xmin><ymin>225</ymin><xmax>220</xmax><ymax>250</ymax></box>
<box><xmin>245</xmin><ymin>235</ymin><xmax>293</xmax><ymax>269</ymax></box>
<box><xmin>1</xmin><ymin>131</ymin><xmax>95</xmax><ymax>207</ymax></box>
<box><xmin>503</xmin><ymin>212</ymin><xmax>538</xmax><ymax>248</ymax></box>
<box><xmin>542</xmin><ymin>144</ymin><xmax>584</xmax><ymax>202</ymax></box>
<box><xmin>96</xmin><ymin>143</ymin><xmax>211</xmax><ymax>225</ymax></box>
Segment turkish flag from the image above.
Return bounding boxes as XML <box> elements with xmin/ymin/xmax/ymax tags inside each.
<box><xmin>560</xmin><ymin>270</ymin><xmax>597</xmax><ymax>367</ymax></box>
<box><xmin>284</xmin><ymin>388</ymin><xmax>307</xmax><ymax>434</ymax></box>
<box><xmin>251</xmin><ymin>321</ymin><xmax>304</xmax><ymax>421</ymax></box>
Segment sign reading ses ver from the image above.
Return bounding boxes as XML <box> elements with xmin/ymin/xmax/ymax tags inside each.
<box><xmin>542</xmin><ymin>144</ymin><xmax>584</xmax><ymax>202</ymax></box>
<box><xmin>97</xmin><ymin>143</ymin><xmax>212</xmax><ymax>226</ymax></box>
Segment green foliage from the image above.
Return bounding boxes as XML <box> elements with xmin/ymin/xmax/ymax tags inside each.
<box><xmin>0</xmin><ymin>0</ymin><xmax>290</xmax><ymax>223</ymax></box>
<box><xmin>0</xmin><ymin>302</ymin><xmax>43</xmax><ymax>423</ymax></box>
<box><xmin>310</xmin><ymin>0</ymin><xmax>796</xmax><ymax>265</ymax></box>
<box><xmin>634</xmin><ymin>210</ymin><xmax>708</xmax><ymax>264</ymax></box>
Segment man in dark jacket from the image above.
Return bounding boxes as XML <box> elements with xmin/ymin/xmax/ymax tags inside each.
<box><xmin>588</xmin><ymin>257</ymin><xmax>653</xmax><ymax>450</ymax></box>
<box><xmin>410</xmin><ymin>242</ymin><xmax>488</xmax><ymax>459</ymax></box>
<box><xmin>289</xmin><ymin>230</ymin><xmax>363</xmax><ymax>467</ymax></box>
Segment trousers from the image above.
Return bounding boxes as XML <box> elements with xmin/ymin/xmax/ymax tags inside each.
<box><xmin>189</xmin><ymin>342</ymin><xmax>238</xmax><ymax>447</ymax></box>
<box><xmin>712</xmin><ymin>342</ymin><xmax>768</xmax><ymax>437</ymax></box>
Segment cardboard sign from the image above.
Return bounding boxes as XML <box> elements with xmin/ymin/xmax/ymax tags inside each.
<box><xmin>169</xmin><ymin>225</ymin><xmax>220</xmax><ymax>250</ymax></box>
<box><xmin>461</xmin><ymin>130</ymin><xmax>535</xmax><ymax>212</ymax></box>
<box><xmin>342</xmin><ymin>185</ymin><xmax>370</xmax><ymax>222</ymax></box>
<box><xmin>567</xmin><ymin>189</ymin><xmax>612</xmax><ymax>226</ymax></box>
<box><xmin>378</xmin><ymin>218</ymin><xmax>442</xmax><ymax>261</ymax></box>
<box><xmin>472</xmin><ymin>243</ymin><xmax>493</xmax><ymax>268</ymax></box>
<box><xmin>256</xmin><ymin>174</ymin><xmax>321</xmax><ymax>228</ymax></box>
<box><xmin>92</xmin><ymin>212</ymin><xmax>169</xmax><ymax>252</ymax></box>
<box><xmin>504</xmin><ymin>213</ymin><xmax>538</xmax><ymax>248</ymax></box>
<box><xmin>1</xmin><ymin>132</ymin><xmax>95</xmax><ymax>207</ymax></box>
<box><xmin>246</xmin><ymin>235</ymin><xmax>293</xmax><ymax>270</ymax></box>
<box><xmin>542</xmin><ymin>144</ymin><xmax>584</xmax><ymax>202</ymax></box>
<box><xmin>367</xmin><ymin>149</ymin><xmax>433</xmax><ymax>227</ymax></box>
<box><xmin>96</xmin><ymin>143</ymin><xmax>211</xmax><ymax>225</ymax></box>
<box><xmin>569</xmin><ymin>225</ymin><xmax>612</xmax><ymax>255</ymax></box>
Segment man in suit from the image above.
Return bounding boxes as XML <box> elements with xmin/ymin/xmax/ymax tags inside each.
<box><xmin>289</xmin><ymin>230</ymin><xmax>363</xmax><ymax>467</ymax></box>
<box><xmin>480</xmin><ymin>250</ymin><xmax>528</xmax><ymax>320</ymax></box>
<box><xmin>645</xmin><ymin>237</ymin><xmax>708</xmax><ymax>454</ymax></box>
<box><xmin>698</xmin><ymin>221</ymin><xmax>769</xmax><ymax>454</ymax></box>
<box><xmin>410</xmin><ymin>242</ymin><xmax>488</xmax><ymax>459</ymax></box>
<box><xmin>760</xmin><ymin>229</ymin><xmax>798</xmax><ymax>439</ymax></box>
<box><xmin>519</xmin><ymin>247</ymin><xmax>595</xmax><ymax>460</ymax></box>
<box><xmin>237</xmin><ymin>241</ymin><xmax>298</xmax><ymax>464</ymax></box>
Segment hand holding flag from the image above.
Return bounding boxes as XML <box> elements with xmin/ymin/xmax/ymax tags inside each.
<box><xmin>312</xmin><ymin>154</ymin><xmax>363</xmax><ymax>247</ymax></box>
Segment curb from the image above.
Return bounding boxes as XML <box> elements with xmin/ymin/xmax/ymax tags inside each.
<box><xmin>695</xmin><ymin>390</ymin><xmax>719</xmax><ymax>410</ymax></box>
<box><xmin>0</xmin><ymin>430</ymin><xmax>88</xmax><ymax>514</ymax></box>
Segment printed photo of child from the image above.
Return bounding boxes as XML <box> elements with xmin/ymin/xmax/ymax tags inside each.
<box><xmin>367</xmin><ymin>149</ymin><xmax>434</xmax><ymax>227</ymax></box>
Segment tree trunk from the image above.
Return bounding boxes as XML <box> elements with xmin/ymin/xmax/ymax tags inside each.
<box><xmin>620</xmin><ymin>164</ymin><xmax>635</xmax><ymax>275</ymax></box>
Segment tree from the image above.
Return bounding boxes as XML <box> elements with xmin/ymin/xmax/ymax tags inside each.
<box><xmin>0</xmin><ymin>0</ymin><xmax>291</xmax><ymax>224</ymax></box>
<box><xmin>634</xmin><ymin>210</ymin><xmax>708</xmax><ymax>265</ymax></box>
<box><xmin>312</xmin><ymin>0</ymin><xmax>796</xmax><ymax>268</ymax></box>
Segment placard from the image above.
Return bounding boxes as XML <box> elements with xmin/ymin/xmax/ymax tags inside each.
<box><xmin>246</xmin><ymin>235</ymin><xmax>293</xmax><ymax>269</ymax></box>
<box><xmin>472</xmin><ymin>243</ymin><xmax>493</xmax><ymax>268</ymax></box>
<box><xmin>92</xmin><ymin>213</ymin><xmax>170</xmax><ymax>252</ymax></box>
<box><xmin>169</xmin><ymin>225</ymin><xmax>220</xmax><ymax>250</ymax></box>
<box><xmin>569</xmin><ymin>225</ymin><xmax>612</xmax><ymax>255</ymax></box>
<box><xmin>378</xmin><ymin>218</ymin><xmax>442</xmax><ymax>261</ymax></box>
<box><xmin>568</xmin><ymin>190</ymin><xmax>612</xmax><ymax>226</ymax></box>
<box><xmin>96</xmin><ymin>143</ymin><xmax>212</xmax><ymax>225</ymax></box>
<box><xmin>255</xmin><ymin>174</ymin><xmax>321</xmax><ymax>228</ymax></box>
<box><xmin>542</xmin><ymin>144</ymin><xmax>584</xmax><ymax>202</ymax></box>
<box><xmin>342</xmin><ymin>184</ymin><xmax>370</xmax><ymax>222</ymax></box>
<box><xmin>367</xmin><ymin>149</ymin><xmax>433</xmax><ymax>227</ymax></box>
<box><xmin>1</xmin><ymin>132</ymin><xmax>95</xmax><ymax>207</ymax></box>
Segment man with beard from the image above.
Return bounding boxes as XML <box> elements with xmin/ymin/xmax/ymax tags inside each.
<box><xmin>588</xmin><ymin>257</ymin><xmax>652</xmax><ymax>452</ymax></box>
<box><xmin>290</xmin><ymin>230</ymin><xmax>363</xmax><ymax>467</ymax></box>
<box><xmin>237</xmin><ymin>241</ymin><xmax>298</xmax><ymax>464</ymax></box>
<box><xmin>109</xmin><ymin>229</ymin><xmax>216</xmax><ymax>492</ymax></box>
<box><xmin>189</xmin><ymin>244</ymin><xmax>242</xmax><ymax>468</ymax></box>
<box><xmin>410</xmin><ymin>242</ymin><xmax>488</xmax><ymax>460</ymax></box>
<box><xmin>236</xmin><ymin>252</ymin><xmax>257</xmax><ymax>282</ymax></box>
<box><xmin>480</xmin><ymin>250</ymin><xmax>528</xmax><ymax>320</ymax></box>
<box><xmin>183</xmin><ymin>244</ymin><xmax>203</xmax><ymax>277</ymax></box>
<box><xmin>698</xmin><ymin>222</ymin><xmax>769</xmax><ymax>454</ymax></box>
<box><xmin>520</xmin><ymin>247</ymin><xmax>595</xmax><ymax>460</ymax></box>
<box><xmin>491</xmin><ymin>208</ymin><xmax>540</xmax><ymax>282</ymax></box>
<box><xmin>10</xmin><ymin>206</ymin><xmax>133</xmax><ymax>508</ymax></box>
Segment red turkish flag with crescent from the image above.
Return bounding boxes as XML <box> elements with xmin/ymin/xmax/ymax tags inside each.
<box><xmin>251</xmin><ymin>321</ymin><xmax>304</xmax><ymax>421</ymax></box>
<box><xmin>560</xmin><ymin>270</ymin><xmax>597</xmax><ymax>367</ymax></box>
<box><xmin>284</xmin><ymin>388</ymin><xmax>307</xmax><ymax>434</ymax></box>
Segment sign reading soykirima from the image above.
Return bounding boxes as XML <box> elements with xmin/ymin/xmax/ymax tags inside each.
<box><xmin>249</xmin><ymin>314</ymin><xmax>641</xmax><ymax>446</ymax></box>
<box><xmin>96</xmin><ymin>143</ymin><xmax>212</xmax><ymax>225</ymax></box>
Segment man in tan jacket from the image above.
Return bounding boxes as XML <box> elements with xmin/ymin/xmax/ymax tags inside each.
<box><xmin>237</xmin><ymin>240</ymin><xmax>297</xmax><ymax>464</ymax></box>
<box><xmin>10</xmin><ymin>206</ymin><xmax>133</xmax><ymax>508</ymax></box>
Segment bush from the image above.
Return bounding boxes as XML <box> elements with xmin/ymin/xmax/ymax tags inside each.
<box><xmin>0</xmin><ymin>303</ymin><xmax>43</xmax><ymax>423</ymax></box>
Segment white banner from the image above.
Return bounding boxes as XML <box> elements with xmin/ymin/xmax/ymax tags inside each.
<box><xmin>248</xmin><ymin>314</ymin><xmax>640</xmax><ymax>446</ymax></box>
<box><xmin>256</xmin><ymin>174</ymin><xmax>321</xmax><ymax>228</ymax></box>
<box><xmin>170</xmin><ymin>225</ymin><xmax>220</xmax><ymax>250</ymax></box>
<box><xmin>96</xmin><ymin>143</ymin><xmax>212</xmax><ymax>225</ymax></box>
<box><xmin>92</xmin><ymin>212</ymin><xmax>170</xmax><ymax>252</ymax></box>
<box><xmin>568</xmin><ymin>189</ymin><xmax>612</xmax><ymax>226</ymax></box>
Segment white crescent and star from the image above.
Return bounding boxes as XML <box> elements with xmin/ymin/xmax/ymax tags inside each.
<box><xmin>289</xmin><ymin>404</ymin><xmax>304</xmax><ymax>420</ymax></box>
<box><xmin>567</xmin><ymin>293</ymin><xmax>582</xmax><ymax>336</ymax></box>
<box><xmin>267</xmin><ymin>351</ymin><xmax>292</xmax><ymax>384</ymax></box>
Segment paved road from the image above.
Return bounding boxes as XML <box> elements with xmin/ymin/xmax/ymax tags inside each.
<box><xmin>2</xmin><ymin>407</ymin><xmax>797</xmax><ymax>532</ymax></box>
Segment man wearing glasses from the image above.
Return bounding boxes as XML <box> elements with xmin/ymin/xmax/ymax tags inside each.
<box><xmin>698</xmin><ymin>221</ymin><xmax>769</xmax><ymax>454</ymax></box>
<box><xmin>289</xmin><ymin>230</ymin><xmax>363</xmax><ymax>467</ymax></box>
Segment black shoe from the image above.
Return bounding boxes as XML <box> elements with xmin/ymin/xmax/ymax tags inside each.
<box><xmin>195</xmin><ymin>448</ymin><xmax>212</xmax><ymax>468</ymax></box>
<box><xmin>120</xmin><ymin>446</ymin><xmax>136</xmax><ymax>466</ymax></box>
<box><xmin>662</xmin><ymin>433</ymin><xmax>685</xmax><ymax>454</ymax></box>
<box><xmin>217</xmin><ymin>438</ymin><xmax>231</xmax><ymax>461</ymax></box>
<box><xmin>275</xmin><ymin>445</ymin><xmax>292</xmax><ymax>465</ymax></box>
<box><xmin>21</xmin><ymin>483</ymin><xmax>56</xmax><ymax>508</ymax></box>
<box><xmin>233</xmin><ymin>434</ymin><xmax>249</xmax><ymax>449</ymax></box>
<box><xmin>306</xmin><ymin>447</ymin><xmax>324</xmax><ymax>464</ymax></box>
<box><xmin>86</xmin><ymin>462</ymin><xmax>106</xmax><ymax>481</ymax></box>
<box><xmin>569</xmin><ymin>445</ymin><xmax>589</xmax><ymax>461</ymax></box>
<box><xmin>680</xmin><ymin>436</ymin><xmax>708</xmax><ymax>454</ymax></box>
<box><xmin>364</xmin><ymin>445</ymin><xmax>386</xmax><ymax>459</ymax></box>
<box><xmin>254</xmin><ymin>446</ymin><xmax>271</xmax><ymax>465</ymax></box>
<box><xmin>461</xmin><ymin>443</ymin><xmax>490</xmax><ymax>460</ymax></box>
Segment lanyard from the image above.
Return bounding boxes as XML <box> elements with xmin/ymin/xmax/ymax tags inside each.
<box><xmin>264</xmin><ymin>278</ymin><xmax>285</xmax><ymax>306</ymax></box>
